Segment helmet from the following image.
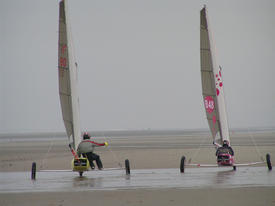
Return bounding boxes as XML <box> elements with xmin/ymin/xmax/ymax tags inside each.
<box><xmin>83</xmin><ymin>132</ymin><xmax>91</xmax><ymax>140</ymax></box>
<box><xmin>223</xmin><ymin>140</ymin><xmax>229</xmax><ymax>147</ymax></box>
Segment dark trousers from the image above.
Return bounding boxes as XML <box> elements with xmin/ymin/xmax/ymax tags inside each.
<box><xmin>83</xmin><ymin>152</ymin><xmax>103</xmax><ymax>169</ymax></box>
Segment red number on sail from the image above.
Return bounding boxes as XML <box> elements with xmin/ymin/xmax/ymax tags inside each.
<box><xmin>61</xmin><ymin>45</ymin><xmax>67</xmax><ymax>54</ymax></box>
<box><xmin>60</xmin><ymin>57</ymin><xmax>67</xmax><ymax>67</ymax></box>
<box><xmin>204</xmin><ymin>96</ymin><xmax>215</xmax><ymax>114</ymax></box>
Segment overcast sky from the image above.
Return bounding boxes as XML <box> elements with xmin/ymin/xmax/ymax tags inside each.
<box><xmin>1</xmin><ymin>0</ymin><xmax>275</xmax><ymax>133</ymax></box>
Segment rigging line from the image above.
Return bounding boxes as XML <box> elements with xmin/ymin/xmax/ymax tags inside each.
<box><xmin>188</xmin><ymin>134</ymin><xmax>209</xmax><ymax>164</ymax></box>
<box><xmin>247</xmin><ymin>127</ymin><xmax>264</xmax><ymax>161</ymax></box>
<box><xmin>40</xmin><ymin>137</ymin><xmax>54</xmax><ymax>170</ymax></box>
<box><xmin>102</xmin><ymin>134</ymin><xmax>123</xmax><ymax>168</ymax></box>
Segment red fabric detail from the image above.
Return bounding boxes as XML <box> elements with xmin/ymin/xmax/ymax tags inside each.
<box><xmin>70</xmin><ymin>147</ymin><xmax>79</xmax><ymax>161</ymax></box>
<box><xmin>212</xmin><ymin>115</ymin><xmax>216</xmax><ymax>125</ymax></box>
<box><xmin>83</xmin><ymin>140</ymin><xmax>105</xmax><ymax>146</ymax></box>
<box><xmin>216</xmin><ymin>88</ymin><xmax>220</xmax><ymax>96</ymax></box>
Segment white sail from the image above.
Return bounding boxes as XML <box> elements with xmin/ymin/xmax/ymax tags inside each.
<box><xmin>58</xmin><ymin>0</ymin><xmax>81</xmax><ymax>150</ymax></box>
<box><xmin>200</xmin><ymin>6</ymin><xmax>230</xmax><ymax>144</ymax></box>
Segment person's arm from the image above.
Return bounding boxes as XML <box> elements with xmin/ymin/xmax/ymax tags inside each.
<box><xmin>229</xmin><ymin>147</ymin><xmax>234</xmax><ymax>156</ymax></box>
<box><xmin>83</xmin><ymin>140</ymin><xmax>108</xmax><ymax>147</ymax></box>
<box><xmin>216</xmin><ymin>148</ymin><xmax>220</xmax><ymax>156</ymax></box>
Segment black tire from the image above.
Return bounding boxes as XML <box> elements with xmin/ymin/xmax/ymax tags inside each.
<box><xmin>233</xmin><ymin>166</ymin><xmax>236</xmax><ymax>171</ymax></box>
<box><xmin>31</xmin><ymin>162</ymin><xmax>36</xmax><ymax>180</ymax></box>
<box><xmin>266</xmin><ymin>153</ymin><xmax>272</xmax><ymax>171</ymax></box>
<box><xmin>79</xmin><ymin>172</ymin><xmax>83</xmax><ymax>177</ymax></box>
<box><xmin>180</xmin><ymin>156</ymin><xmax>185</xmax><ymax>173</ymax></box>
<box><xmin>125</xmin><ymin>159</ymin><xmax>130</xmax><ymax>175</ymax></box>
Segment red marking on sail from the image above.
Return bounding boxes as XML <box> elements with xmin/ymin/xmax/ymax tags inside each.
<box><xmin>215</xmin><ymin>71</ymin><xmax>223</xmax><ymax>94</ymax></box>
<box><xmin>61</xmin><ymin>44</ymin><xmax>67</xmax><ymax>54</ymax></box>
<box><xmin>212</xmin><ymin>115</ymin><xmax>216</xmax><ymax>124</ymax></box>
<box><xmin>216</xmin><ymin>88</ymin><xmax>220</xmax><ymax>96</ymax></box>
<box><xmin>60</xmin><ymin>57</ymin><xmax>67</xmax><ymax>67</ymax></box>
<box><xmin>211</xmin><ymin>114</ymin><xmax>217</xmax><ymax>137</ymax></box>
<box><xmin>204</xmin><ymin>96</ymin><xmax>215</xmax><ymax>114</ymax></box>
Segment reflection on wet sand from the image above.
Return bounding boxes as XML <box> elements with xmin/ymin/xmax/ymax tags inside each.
<box><xmin>1</xmin><ymin>167</ymin><xmax>272</xmax><ymax>193</ymax></box>
<box><xmin>73</xmin><ymin>176</ymin><xmax>103</xmax><ymax>189</ymax></box>
<box><xmin>215</xmin><ymin>169</ymin><xmax>236</xmax><ymax>185</ymax></box>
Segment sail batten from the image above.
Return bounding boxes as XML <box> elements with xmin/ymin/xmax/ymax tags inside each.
<box><xmin>58</xmin><ymin>0</ymin><xmax>81</xmax><ymax>150</ymax></box>
<box><xmin>200</xmin><ymin>6</ymin><xmax>230</xmax><ymax>144</ymax></box>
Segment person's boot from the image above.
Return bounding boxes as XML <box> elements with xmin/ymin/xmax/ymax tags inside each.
<box><xmin>96</xmin><ymin>157</ymin><xmax>103</xmax><ymax>170</ymax></box>
<box><xmin>89</xmin><ymin>161</ymin><xmax>95</xmax><ymax>170</ymax></box>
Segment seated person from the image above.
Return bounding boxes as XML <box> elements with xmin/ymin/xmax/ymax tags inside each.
<box><xmin>216</xmin><ymin>140</ymin><xmax>234</xmax><ymax>156</ymax></box>
<box><xmin>77</xmin><ymin>132</ymin><xmax>108</xmax><ymax>170</ymax></box>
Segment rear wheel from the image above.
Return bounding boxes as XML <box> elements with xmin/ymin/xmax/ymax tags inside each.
<box><xmin>125</xmin><ymin>159</ymin><xmax>130</xmax><ymax>175</ymax></box>
<box><xmin>266</xmin><ymin>154</ymin><xmax>272</xmax><ymax>171</ymax></box>
<box><xmin>180</xmin><ymin>156</ymin><xmax>185</xmax><ymax>173</ymax></box>
<box><xmin>233</xmin><ymin>166</ymin><xmax>236</xmax><ymax>171</ymax></box>
<box><xmin>79</xmin><ymin>172</ymin><xmax>83</xmax><ymax>177</ymax></box>
<box><xmin>31</xmin><ymin>162</ymin><xmax>36</xmax><ymax>180</ymax></box>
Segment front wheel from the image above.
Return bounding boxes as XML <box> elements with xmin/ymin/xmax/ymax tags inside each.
<box><xmin>31</xmin><ymin>162</ymin><xmax>36</xmax><ymax>180</ymax></box>
<box><xmin>180</xmin><ymin>156</ymin><xmax>185</xmax><ymax>173</ymax></box>
<box><xmin>233</xmin><ymin>166</ymin><xmax>236</xmax><ymax>171</ymax></box>
<box><xmin>266</xmin><ymin>154</ymin><xmax>272</xmax><ymax>170</ymax></box>
<box><xmin>125</xmin><ymin>159</ymin><xmax>130</xmax><ymax>175</ymax></box>
<box><xmin>79</xmin><ymin>171</ymin><xmax>83</xmax><ymax>177</ymax></box>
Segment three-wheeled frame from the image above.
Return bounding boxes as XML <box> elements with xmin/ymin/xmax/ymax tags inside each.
<box><xmin>31</xmin><ymin>158</ymin><xmax>130</xmax><ymax>180</ymax></box>
<box><xmin>180</xmin><ymin>153</ymin><xmax>272</xmax><ymax>173</ymax></box>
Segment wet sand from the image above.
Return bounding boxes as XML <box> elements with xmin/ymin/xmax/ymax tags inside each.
<box><xmin>0</xmin><ymin>131</ymin><xmax>275</xmax><ymax>205</ymax></box>
<box><xmin>1</xmin><ymin>188</ymin><xmax>275</xmax><ymax>206</ymax></box>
